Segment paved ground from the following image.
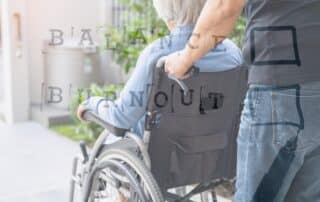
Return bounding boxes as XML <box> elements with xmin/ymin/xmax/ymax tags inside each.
<box><xmin>0</xmin><ymin>122</ymin><xmax>232</xmax><ymax>202</ymax></box>
<box><xmin>0</xmin><ymin>52</ymin><xmax>3</xmax><ymax>101</ymax></box>
<box><xmin>0</xmin><ymin>122</ymin><xmax>79</xmax><ymax>202</ymax></box>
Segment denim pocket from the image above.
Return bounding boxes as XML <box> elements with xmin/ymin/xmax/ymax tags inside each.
<box><xmin>271</xmin><ymin>83</ymin><xmax>320</xmax><ymax>149</ymax></box>
<box><xmin>270</xmin><ymin>86</ymin><xmax>306</xmax><ymax>152</ymax></box>
<box><xmin>240</xmin><ymin>87</ymin><xmax>275</xmax><ymax>143</ymax></box>
<box><xmin>238</xmin><ymin>90</ymin><xmax>255</xmax><ymax>143</ymax></box>
<box><xmin>240</xmin><ymin>88</ymin><xmax>264</xmax><ymax>124</ymax></box>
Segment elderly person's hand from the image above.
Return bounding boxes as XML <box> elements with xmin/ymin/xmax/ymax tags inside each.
<box><xmin>164</xmin><ymin>50</ymin><xmax>193</xmax><ymax>79</ymax></box>
<box><xmin>77</xmin><ymin>104</ymin><xmax>88</xmax><ymax>122</ymax></box>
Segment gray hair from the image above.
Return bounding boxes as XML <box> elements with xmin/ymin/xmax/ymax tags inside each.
<box><xmin>153</xmin><ymin>0</ymin><xmax>207</xmax><ymax>25</ymax></box>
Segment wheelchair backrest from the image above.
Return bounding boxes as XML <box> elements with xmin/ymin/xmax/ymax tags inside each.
<box><xmin>145</xmin><ymin>65</ymin><xmax>248</xmax><ymax>189</ymax></box>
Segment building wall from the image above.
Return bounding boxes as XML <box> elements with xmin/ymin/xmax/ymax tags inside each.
<box><xmin>1</xmin><ymin>0</ymin><xmax>127</xmax><ymax>122</ymax></box>
<box><xmin>26</xmin><ymin>0</ymin><xmax>124</xmax><ymax>107</ymax></box>
<box><xmin>2</xmin><ymin>0</ymin><xmax>30</xmax><ymax>122</ymax></box>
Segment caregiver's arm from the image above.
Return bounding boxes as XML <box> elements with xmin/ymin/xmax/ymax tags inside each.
<box><xmin>165</xmin><ymin>0</ymin><xmax>245</xmax><ymax>78</ymax></box>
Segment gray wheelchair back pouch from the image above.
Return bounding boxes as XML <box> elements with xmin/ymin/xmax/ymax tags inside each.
<box><xmin>145</xmin><ymin>65</ymin><xmax>247</xmax><ymax>190</ymax></box>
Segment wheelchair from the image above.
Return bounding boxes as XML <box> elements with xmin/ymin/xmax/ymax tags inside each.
<box><xmin>69</xmin><ymin>58</ymin><xmax>247</xmax><ymax>202</ymax></box>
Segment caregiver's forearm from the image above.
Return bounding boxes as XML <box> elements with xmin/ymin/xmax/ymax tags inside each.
<box><xmin>183</xmin><ymin>0</ymin><xmax>244</xmax><ymax>63</ymax></box>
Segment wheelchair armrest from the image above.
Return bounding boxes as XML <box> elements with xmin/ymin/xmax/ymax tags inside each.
<box><xmin>82</xmin><ymin>110</ymin><xmax>128</xmax><ymax>137</ymax></box>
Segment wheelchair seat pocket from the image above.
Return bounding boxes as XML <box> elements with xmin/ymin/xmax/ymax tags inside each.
<box><xmin>169</xmin><ymin>132</ymin><xmax>228</xmax><ymax>187</ymax></box>
<box><xmin>172</xmin><ymin>132</ymin><xmax>228</xmax><ymax>153</ymax></box>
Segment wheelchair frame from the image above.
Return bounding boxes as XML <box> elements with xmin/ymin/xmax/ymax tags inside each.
<box><xmin>70</xmin><ymin>58</ymin><xmax>246</xmax><ymax>202</ymax></box>
<box><xmin>69</xmin><ymin>111</ymin><xmax>230</xmax><ymax>202</ymax></box>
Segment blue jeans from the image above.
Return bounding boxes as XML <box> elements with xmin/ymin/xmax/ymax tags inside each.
<box><xmin>235</xmin><ymin>81</ymin><xmax>320</xmax><ymax>202</ymax></box>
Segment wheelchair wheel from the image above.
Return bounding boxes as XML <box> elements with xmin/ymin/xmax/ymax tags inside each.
<box><xmin>87</xmin><ymin>148</ymin><xmax>164</xmax><ymax>202</ymax></box>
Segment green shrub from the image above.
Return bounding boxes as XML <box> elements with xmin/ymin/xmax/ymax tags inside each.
<box><xmin>230</xmin><ymin>16</ymin><xmax>246</xmax><ymax>47</ymax></box>
<box><xmin>104</xmin><ymin>0</ymin><xmax>168</xmax><ymax>73</ymax></box>
<box><xmin>105</xmin><ymin>1</ymin><xmax>246</xmax><ymax>73</ymax></box>
<box><xmin>51</xmin><ymin>124</ymin><xmax>93</xmax><ymax>143</ymax></box>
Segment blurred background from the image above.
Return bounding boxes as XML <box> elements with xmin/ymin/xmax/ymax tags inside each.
<box><xmin>0</xmin><ymin>0</ymin><xmax>244</xmax><ymax>201</ymax></box>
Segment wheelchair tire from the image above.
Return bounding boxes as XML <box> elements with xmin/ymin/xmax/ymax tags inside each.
<box><xmin>88</xmin><ymin>148</ymin><xmax>164</xmax><ymax>202</ymax></box>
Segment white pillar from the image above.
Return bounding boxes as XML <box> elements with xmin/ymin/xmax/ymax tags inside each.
<box><xmin>2</xmin><ymin>0</ymin><xmax>30</xmax><ymax>123</ymax></box>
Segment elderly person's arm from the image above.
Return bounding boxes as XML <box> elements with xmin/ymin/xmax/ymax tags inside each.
<box><xmin>77</xmin><ymin>45</ymin><xmax>158</xmax><ymax>136</ymax></box>
<box><xmin>165</xmin><ymin>0</ymin><xmax>245</xmax><ymax>78</ymax></box>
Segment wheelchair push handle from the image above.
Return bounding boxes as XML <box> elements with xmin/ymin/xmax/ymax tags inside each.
<box><xmin>156</xmin><ymin>56</ymin><xmax>199</xmax><ymax>95</ymax></box>
<box><xmin>82</xmin><ymin>110</ymin><xmax>127</xmax><ymax>137</ymax></box>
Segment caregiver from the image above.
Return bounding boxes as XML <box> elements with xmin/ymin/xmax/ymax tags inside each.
<box><xmin>165</xmin><ymin>0</ymin><xmax>320</xmax><ymax>201</ymax></box>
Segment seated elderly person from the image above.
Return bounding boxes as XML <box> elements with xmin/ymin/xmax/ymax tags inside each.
<box><xmin>78</xmin><ymin>0</ymin><xmax>243</xmax><ymax>140</ymax></box>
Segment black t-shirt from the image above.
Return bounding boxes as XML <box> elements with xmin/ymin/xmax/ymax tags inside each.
<box><xmin>243</xmin><ymin>0</ymin><xmax>320</xmax><ymax>85</ymax></box>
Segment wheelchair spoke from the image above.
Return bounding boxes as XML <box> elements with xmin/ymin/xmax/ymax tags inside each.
<box><xmin>84</xmin><ymin>148</ymin><xmax>164</xmax><ymax>202</ymax></box>
<box><xmin>90</xmin><ymin>159</ymin><xmax>150</xmax><ymax>202</ymax></box>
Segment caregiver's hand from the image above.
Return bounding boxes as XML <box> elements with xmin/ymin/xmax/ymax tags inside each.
<box><xmin>164</xmin><ymin>50</ymin><xmax>193</xmax><ymax>79</ymax></box>
<box><xmin>165</xmin><ymin>0</ymin><xmax>245</xmax><ymax>79</ymax></box>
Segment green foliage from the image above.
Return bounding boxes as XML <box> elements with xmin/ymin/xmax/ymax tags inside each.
<box><xmin>230</xmin><ymin>16</ymin><xmax>246</xmax><ymax>48</ymax></box>
<box><xmin>104</xmin><ymin>0</ymin><xmax>168</xmax><ymax>73</ymax></box>
<box><xmin>68</xmin><ymin>84</ymin><xmax>123</xmax><ymax>141</ymax></box>
<box><xmin>105</xmin><ymin>1</ymin><xmax>246</xmax><ymax>73</ymax></box>
<box><xmin>51</xmin><ymin>124</ymin><xmax>93</xmax><ymax>144</ymax></box>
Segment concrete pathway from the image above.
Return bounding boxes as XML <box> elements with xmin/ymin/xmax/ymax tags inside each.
<box><xmin>0</xmin><ymin>122</ymin><xmax>79</xmax><ymax>202</ymax></box>
<box><xmin>0</xmin><ymin>52</ymin><xmax>3</xmax><ymax>101</ymax></box>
